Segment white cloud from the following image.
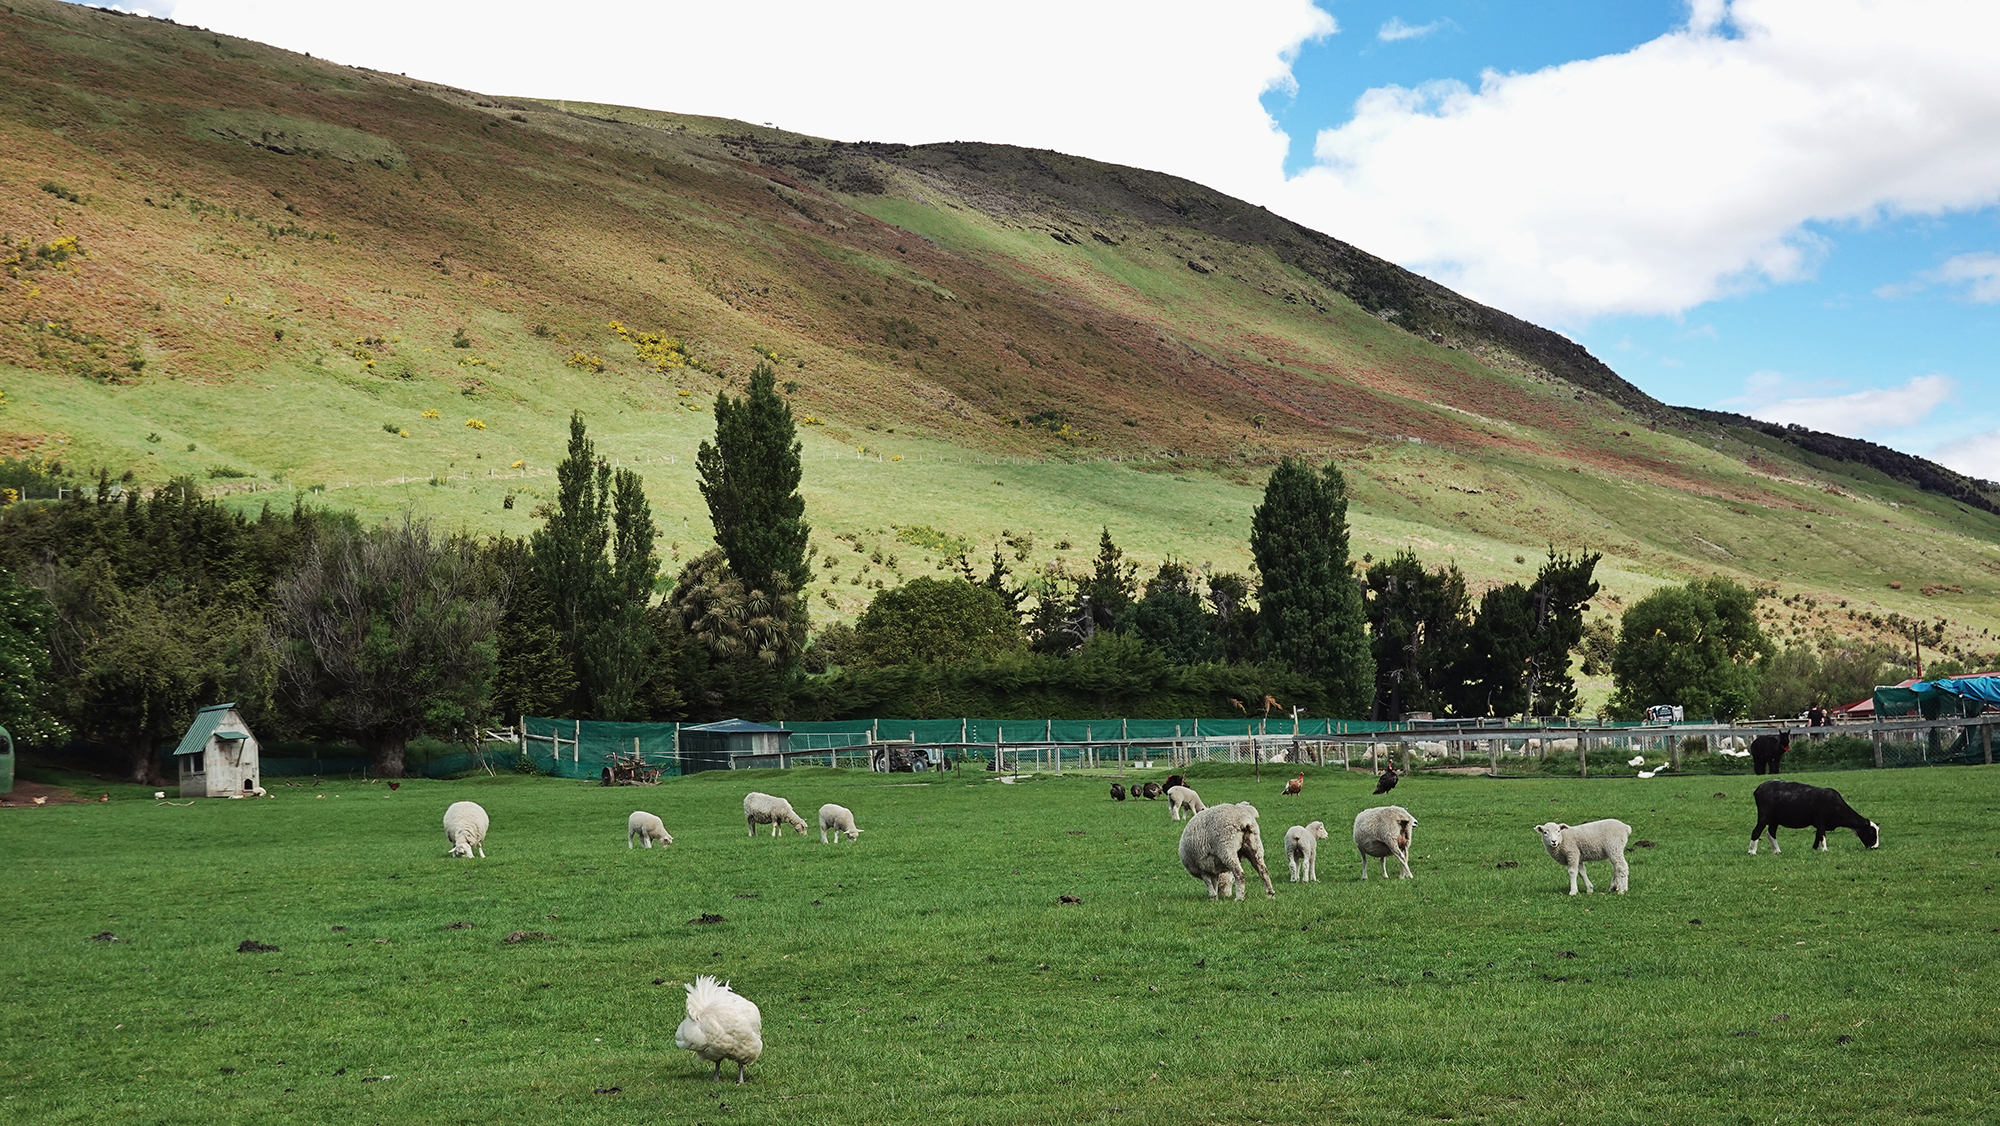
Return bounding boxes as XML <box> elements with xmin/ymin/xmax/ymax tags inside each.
<box><xmin>167</xmin><ymin>0</ymin><xmax>1335</xmax><ymax>209</ymax></box>
<box><xmin>1746</xmin><ymin>374</ymin><xmax>1956</xmax><ymax>436</ymax></box>
<box><xmin>1933</xmin><ymin>252</ymin><xmax>2000</xmax><ymax>302</ymax></box>
<box><xmin>1378</xmin><ymin>17</ymin><xmax>1446</xmax><ymax>42</ymax></box>
<box><xmin>1274</xmin><ymin>0</ymin><xmax>2000</xmax><ymax>324</ymax></box>
<box><xmin>1931</xmin><ymin>430</ymin><xmax>2000</xmax><ymax>481</ymax></box>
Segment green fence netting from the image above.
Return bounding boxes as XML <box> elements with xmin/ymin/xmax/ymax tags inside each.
<box><xmin>522</xmin><ymin>717</ymin><xmax>685</xmax><ymax>781</ymax></box>
<box><xmin>775</xmin><ymin>717</ymin><xmax>1398</xmax><ymax>745</ymax></box>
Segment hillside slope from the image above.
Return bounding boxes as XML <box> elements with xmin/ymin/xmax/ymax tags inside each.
<box><xmin>1</xmin><ymin>0</ymin><xmax>1996</xmax><ymax>669</ymax></box>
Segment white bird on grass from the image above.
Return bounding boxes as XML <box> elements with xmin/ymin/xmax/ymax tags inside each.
<box><xmin>1627</xmin><ymin>755</ymin><xmax>1646</xmax><ymax>768</ymax></box>
<box><xmin>675</xmin><ymin>975</ymin><xmax>763</xmax><ymax>1084</ymax></box>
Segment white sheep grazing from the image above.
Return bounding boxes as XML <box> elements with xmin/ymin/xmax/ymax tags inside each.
<box><xmin>1178</xmin><ymin>802</ymin><xmax>1276</xmax><ymax>901</ymax></box>
<box><xmin>1166</xmin><ymin>785</ymin><xmax>1206</xmax><ymax>821</ymax></box>
<box><xmin>818</xmin><ymin>803</ymin><xmax>863</xmax><ymax>843</ymax></box>
<box><xmin>1353</xmin><ymin>805</ymin><xmax>1418</xmax><ymax>879</ymax></box>
<box><xmin>628</xmin><ymin>810</ymin><xmax>674</xmax><ymax>849</ymax></box>
<box><xmin>443</xmin><ymin>800</ymin><xmax>489</xmax><ymax>858</ymax></box>
<box><xmin>1547</xmin><ymin>738</ymin><xmax>1579</xmax><ymax>753</ymax></box>
<box><xmin>1413</xmin><ymin>740</ymin><xmax>1448</xmax><ymax>761</ymax></box>
<box><xmin>1284</xmin><ymin>820</ymin><xmax>1329</xmax><ymax>882</ymax></box>
<box><xmin>1532</xmin><ymin>819</ymin><xmax>1632</xmax><ymax>895</ymax></box>
<box><xmin>743</xmin><ymin>792</ymin><xmax>808</xmax><ymax>837</ymax></box>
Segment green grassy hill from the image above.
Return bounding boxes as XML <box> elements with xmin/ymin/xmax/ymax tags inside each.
<box><xmin>3</xmin><ymin>0</ymin><xmax>1997</xmax><ymax>675</ymax></box>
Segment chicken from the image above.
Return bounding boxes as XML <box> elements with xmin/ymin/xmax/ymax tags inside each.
<box><xmin>1280</xmin><ymin>773</ymin><xmax>1304</xmax><ymax>796</ymax></box>
<box><xmin>675</xmin><ymin>975</ymin><xmax>763</xmax><ymax>1084</ymax></box>
<box><xmin>1373</xmin><ymin>767</ymin><xmax>1399</xmax><ymax>795</ymax></box>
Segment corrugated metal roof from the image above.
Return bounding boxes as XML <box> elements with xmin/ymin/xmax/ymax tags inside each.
<box><xmin>682</xmin><ymin>718</ymin><xmax>788</xmax><ymax>733</ymax></box>
<box><xmin>172</xmin><ymin>703</ymin><xmax>239</xmax><ymax>757</ymax></box>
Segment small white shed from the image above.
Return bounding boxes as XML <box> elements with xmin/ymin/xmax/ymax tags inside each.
<box><xmin>172</xmin><ymin>703</ymin><xmax>261</xmax><ymax>798</ymax></box>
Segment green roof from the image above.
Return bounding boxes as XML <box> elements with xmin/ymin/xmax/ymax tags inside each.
<box><xmin>172</xmin><ymin>703</ymin><xmax>240</xmax><ymax>757</ymax></box>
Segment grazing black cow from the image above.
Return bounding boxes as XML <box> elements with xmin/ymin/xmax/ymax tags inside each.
<box><xmin>1110</xmin><ymin>783</ymin><xmax>1127</xmax><ymax>802</ymax></box>
<box><xmin>1373</xmin><ymin>766</ymin><xmax>1400</xmax><ymax>795</ymax></box>
<box><xmin>1750</xmin><ymin>731</ymin><xmax>1792</xmax><ymax>775</ymax></box>
<box><xmin>1749</xmin><ymin>780</ymin><xmax>1880</xmax><ymax>854</ymax></box>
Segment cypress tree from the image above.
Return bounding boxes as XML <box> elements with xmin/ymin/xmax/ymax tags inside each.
<box><xmin>1249</xmin><ymin>458</ymin><xmax>1374</xmax><ymax>717</ymax></box>
<box><xmin>697</xmin><ymin>362</ymin><xmax>810</xmax><ymax>594</ymax></box>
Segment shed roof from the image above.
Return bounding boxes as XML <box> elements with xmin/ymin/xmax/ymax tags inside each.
<box><xmin>682</xmin><ymin>718</ymin><xmax>788</xmax><ymax>734</ymax></box>
<box><xmin>172</xmin><ymin>703</ymin><xmax>241</xmax><ymax>757</ymax></box>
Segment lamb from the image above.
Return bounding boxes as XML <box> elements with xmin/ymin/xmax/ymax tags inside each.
<box><xmin>1532</xmin><ymin>819</ymin><xmax>1631</xmax><ymax>895</ymax></box>
<box><xmin>1166</xmin><ymin>785</ymin><xmax>1206</xmax><ymax>821</ymax></box>
<box><xmin>742</xmin><ymin>792</ymin><xmax>808</xmax><ymax>837</ymax></box>
<box><xmin>443</xmin><ymin>801</ymin><xmax>489</xmax><ymax>859</ymax></box>
<box><xmin>675</xmin><ymin>975</ymin><xmax>763</xmax><ymax>1084</ymax></box>
<box><xmin>1353</xmin><ymin>805</ymin><xmax>1418</xmax><ymax>879</ymax></box>
<box><xmin>628</xmin><ymin>810</ymin><xmax>674</xmax><ymax>849</ymax></box>
<box><xmin>1284</xmin><ymin>820</ymin><xmax>1329</xmax><ymax>882</ymax></box>
<box><xmin>1749</xmin><ymin>780</ymin><xmax>1880</xmax><ymax>854</ymax></box>
<box><xmin>1110</xmin><ymin>783</ymin><xmax>1127</xmax><ymax>802</ymax></box>
<box><xmin>1178</xmin><ymin>802</ymin><xmax>1276</xmax><ymax>900</ymax></box>
<box><xmin>1750</xmin><ymin>731</ymin><xmax>1791</xmax><ymax>775</ymax></box>
<box><xmin>818</xmin><ymin>803</ymin><xmax>863</xmax><ymax>843</ymax></box>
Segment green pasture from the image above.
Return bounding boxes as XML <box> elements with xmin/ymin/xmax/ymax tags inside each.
<box><xmin>4</xmin><ymin>762</ymin><xmax>1996</xmax><ymax>1124</ymax></box>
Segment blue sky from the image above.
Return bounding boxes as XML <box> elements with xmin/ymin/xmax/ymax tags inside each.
<box><xmin>102</xmin><ymin>0</ymin><xmax>2000</xmax><ymax>478</ymax></box>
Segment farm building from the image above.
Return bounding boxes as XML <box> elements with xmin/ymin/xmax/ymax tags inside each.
<box><xmin>172</xmin><ymin>703</ymin><xmax>262</xmax><ymax>798</ymax></box>
<box><xmin>678</xmin><ymin>718</ymin><xmax>792</xmax><ymax>773</ymax></box>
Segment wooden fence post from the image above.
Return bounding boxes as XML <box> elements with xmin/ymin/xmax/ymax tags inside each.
<box><xmin>1579</xmin><ymin>730</ymin><xmax>1589</xmax><ymax>779</ymax></box>
<box><xmin>1871</xmin><ymin>723</ymin><xmax>1883</xmax><ymax>769</ymax></box>
<box><xmin>1983</xmin><ymin>720</ymin><xmax>1993</xmax><ymax>766</ymax></box>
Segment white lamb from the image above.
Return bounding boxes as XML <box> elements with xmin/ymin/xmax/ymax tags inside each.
<box><xmin>443</xmin><ymin>800</ymin><xmax>489</xmax><ymax>858</ymax></box>
<box><xmin>628</xmin><ymin>810</ymin><xmax>674</xmax><ymax>849</ymax></box>
<box><xmin>1547</xmin><ymin>738</ymin><xmax>1579</xmax><ymax>753</ymax></box>
<box><xmin>1284</xmin><ymin>820</ymin><xmax>1329</xmax><ymax>882</ymax></box>
<box><xmin>1166</xmin><ymin>785</ymin><xmax>1206</xmax><ymax>821</ymax></box>
<box><xmin>818</xmin><ymin>803</ymin><xmax>863</xmax><ymax>843</ymax></box>
<box><xmin>1178</xmin><ymin>801</ymin><xmax>1276</xmax><ymax>901</ymax></box>
<box><xmin>1532</xmin><ymin>819</ymin><xmax>1632</xmax><ymax>895</ymax></box>
<box><xmin>743</xmin><ymin>792</ymin><xmax>808</xmax><ymax>837</ymax></box>
<box><xmin>1353</xmin><ymin>805</ymin><xmax>1418</xmax><ymax>879</ymax></box>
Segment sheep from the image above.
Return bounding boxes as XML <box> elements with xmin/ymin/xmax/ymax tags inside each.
<box><xmin>1749</xmin><ymin>780</ymin><xmax>1880</xmax><ymax>854</ymax></box>
<box><xmin>1353</xmin><ymin>805</ymin><xmax>1418</xmax><ymax>879</ymax></box>
<box><xmin>675</xmin><ymin>975</ymin><xmax>763</xmax><ymax>1084</ymax></box>
<box><xmin>1532</xmin><ymin>819</ymin><xmax>1631</xmax><ymax>895</ymax></box>
<box><xmin>1178</xmin><ymin>802</ymin><xmax>1275</xmax><ymax>900</ymax></box>
<box><xmin>1750</xmin><ymin>731</ymin><xmax>1791</xmax><ymax>775</ymax></box>
<box><xmin>1110</xmin><ymin>783</ymin><xmax>1127</xmax><ymax>802</ymax></box>
<box><xmin>1413</xmin><ymin>740</ymin><xmax>1448</xmax><ymax>762</ymax></box>
<box><xmin>1718</xmin><ymin>735</ymin><xmax>1747</xmax><ymax>752</ymax></box>
<box><xmin>1166</xmin><ymin>785</ymin><xmax>1206</xmax><ymax>821</ymax></box>
<box><xmin>818</xmin><ymin>803</ymin><xmax>863</xmax><ymax>844</ymax></box>
<box><xmin>743</xmin><ymin>792</ymin><xmax>808</xmax><ymax>837</ymax></box>
<box><xmin>1284</xmin><ymin>820</ymin><xmax>1329</xmax><ymax>882</ymax></box>
<box><xmin>443</xmin><ymin>801</ymin><xmax>489</xmax><ymax>859</ymax></box>
<box><xmin>628</xmin><ymin>810</ymin><xmax>673</xmax><ymax>849</ymax></box>
<box><xmin>1547</xmin><ymin>738</ymin><xmax>1579</xmax><ymax>753</ymax></box>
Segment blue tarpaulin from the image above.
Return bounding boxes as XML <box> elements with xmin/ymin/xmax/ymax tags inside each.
<box><xmin>1874</xmin><ymin>676</ymin><xmax>2000</xmax><ymax>719</ymax></box>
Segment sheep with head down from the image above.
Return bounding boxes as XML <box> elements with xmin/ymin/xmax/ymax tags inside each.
<box><xmin>1178</xmin><ymin>802</ymin><xmax>1275</xmax><ymax>901</ymax></box>
<box><xmin>1353</xmin><ymin>805</ymin><xmax>1417</xmax><ymax>879</ymax></box>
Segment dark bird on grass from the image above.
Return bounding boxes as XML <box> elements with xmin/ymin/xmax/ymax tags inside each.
<box><xmin>1280</xmin><ymin>773</ymin><xmax>1304</xmax><ymax>796</ymax></box>
<box><xmin>1164</xmin><ymin>774</ymin><xmax>1186</xmax><ymax>793</ymax></box>
<box><xmin>1110</xmin><ymin>783</ymin><xmax>1127</xmax><ymax>801</ymax></box>
<box><xmin>388</xmin><ymin>781</ymin><xmax>401</xmax><ymax>791</ymax></box>
<box><xmin>1374</xmin><ymin>767</ymin><xmax>1400</xmax><ymax>795</ymax></box>
<box><xmin>1141</xmin><ymin>783</ymin><xmax>1163</xmax><ymax>800</ymax></box>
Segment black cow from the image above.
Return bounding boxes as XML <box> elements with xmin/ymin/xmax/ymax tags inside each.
<box><xmin>1749</xmin><ymin>780</ymin><xmax>1880</xmax><ymax>854</ymax></box>
<box><xmin>1749</xmin><ymin>731</ymin><xmax>1792</xmax><ymax>775</ymax></box>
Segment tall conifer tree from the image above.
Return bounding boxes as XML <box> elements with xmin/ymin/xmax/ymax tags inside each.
<box><xmin>1249</xmin><ymin>458</ymin><xmax>1374</xmax><ymax>717</ymax></box>
<box><xmin>697</xmin><ymin>362</ymin><xmax>810</xmax><ymax>594</ymax></box>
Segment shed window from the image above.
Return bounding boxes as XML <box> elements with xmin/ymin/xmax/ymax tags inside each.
<box><xmin>182</xmin><ymin>754</ymin><xmax>201</xmax><ymax>775</ymax></box>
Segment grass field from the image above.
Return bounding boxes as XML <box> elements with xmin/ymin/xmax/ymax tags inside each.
<box><xmin>5</xmin><ymin>762</ymin><xmax>1997</xmax><ymax>1124</ymax></box>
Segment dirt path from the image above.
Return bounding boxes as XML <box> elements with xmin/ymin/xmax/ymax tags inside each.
<box><xmin>0</xmin><ymin>779</ymin><xmax>87</xmax><ymax>807</ymax></box>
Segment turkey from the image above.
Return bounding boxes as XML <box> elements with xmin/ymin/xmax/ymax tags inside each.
<box><xmin>675</xmin><ymin>975</ymin><xmax>763</xmax><ymax>1084</ymax></box>
<box><xmin>1373</xmin><ymin>766</ymin><xmax>1400</xmax><ymax>795</ymax></box>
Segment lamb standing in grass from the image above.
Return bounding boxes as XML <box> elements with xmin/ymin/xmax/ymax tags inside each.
<box><xmin>1532</xmin><ymin>819</ymin><xmax>1631</xmax><ymax>895</ymax></box>
<box><xmin>818</xmin><ymin>803</ymin><xmax>863</xmax><ymax>844</ymax></box>
<box><xmin>743</xmin><ymin>793</ymin><xmax>808</xmax><ymax>837</ymax></box>
<box><xmin>628</xmin><ymin>811</ymin><xmax>674</xmax><ymax>849</ymax></box>
<box><xmin>1284</xmin><ymin>820</ymin><xmax>1329</xmax><ymax>882</ymax></box>
<box><xmin>443</xmin><ymin>801</ymin><xmax>488</xmax><ymax>859</ymax></box>
<box><xmin>1353</xmin><ymin>805</ymin><xmax>1418</xmax><ymax>879</ymax></box>
<box><xmin>1178</xmin><ymin>802</ymin><xmax>1275</xmax><ymax>900</ymax></box>
<box><xmin>1166</xmin><ymin>785</ymin><xmax>1206</xmax><ymax>821</ymax></box>
<box><xmin>675</xmin><ymin>975</ymin><xmax>763</xmax><ymax>1084</ymax></box>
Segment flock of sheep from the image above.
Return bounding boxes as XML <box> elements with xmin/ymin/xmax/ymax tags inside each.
<box><xmin>429</xmin><ymin>760</ymin><xmax>1883</xmax><ymax>1084</ymax></box>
